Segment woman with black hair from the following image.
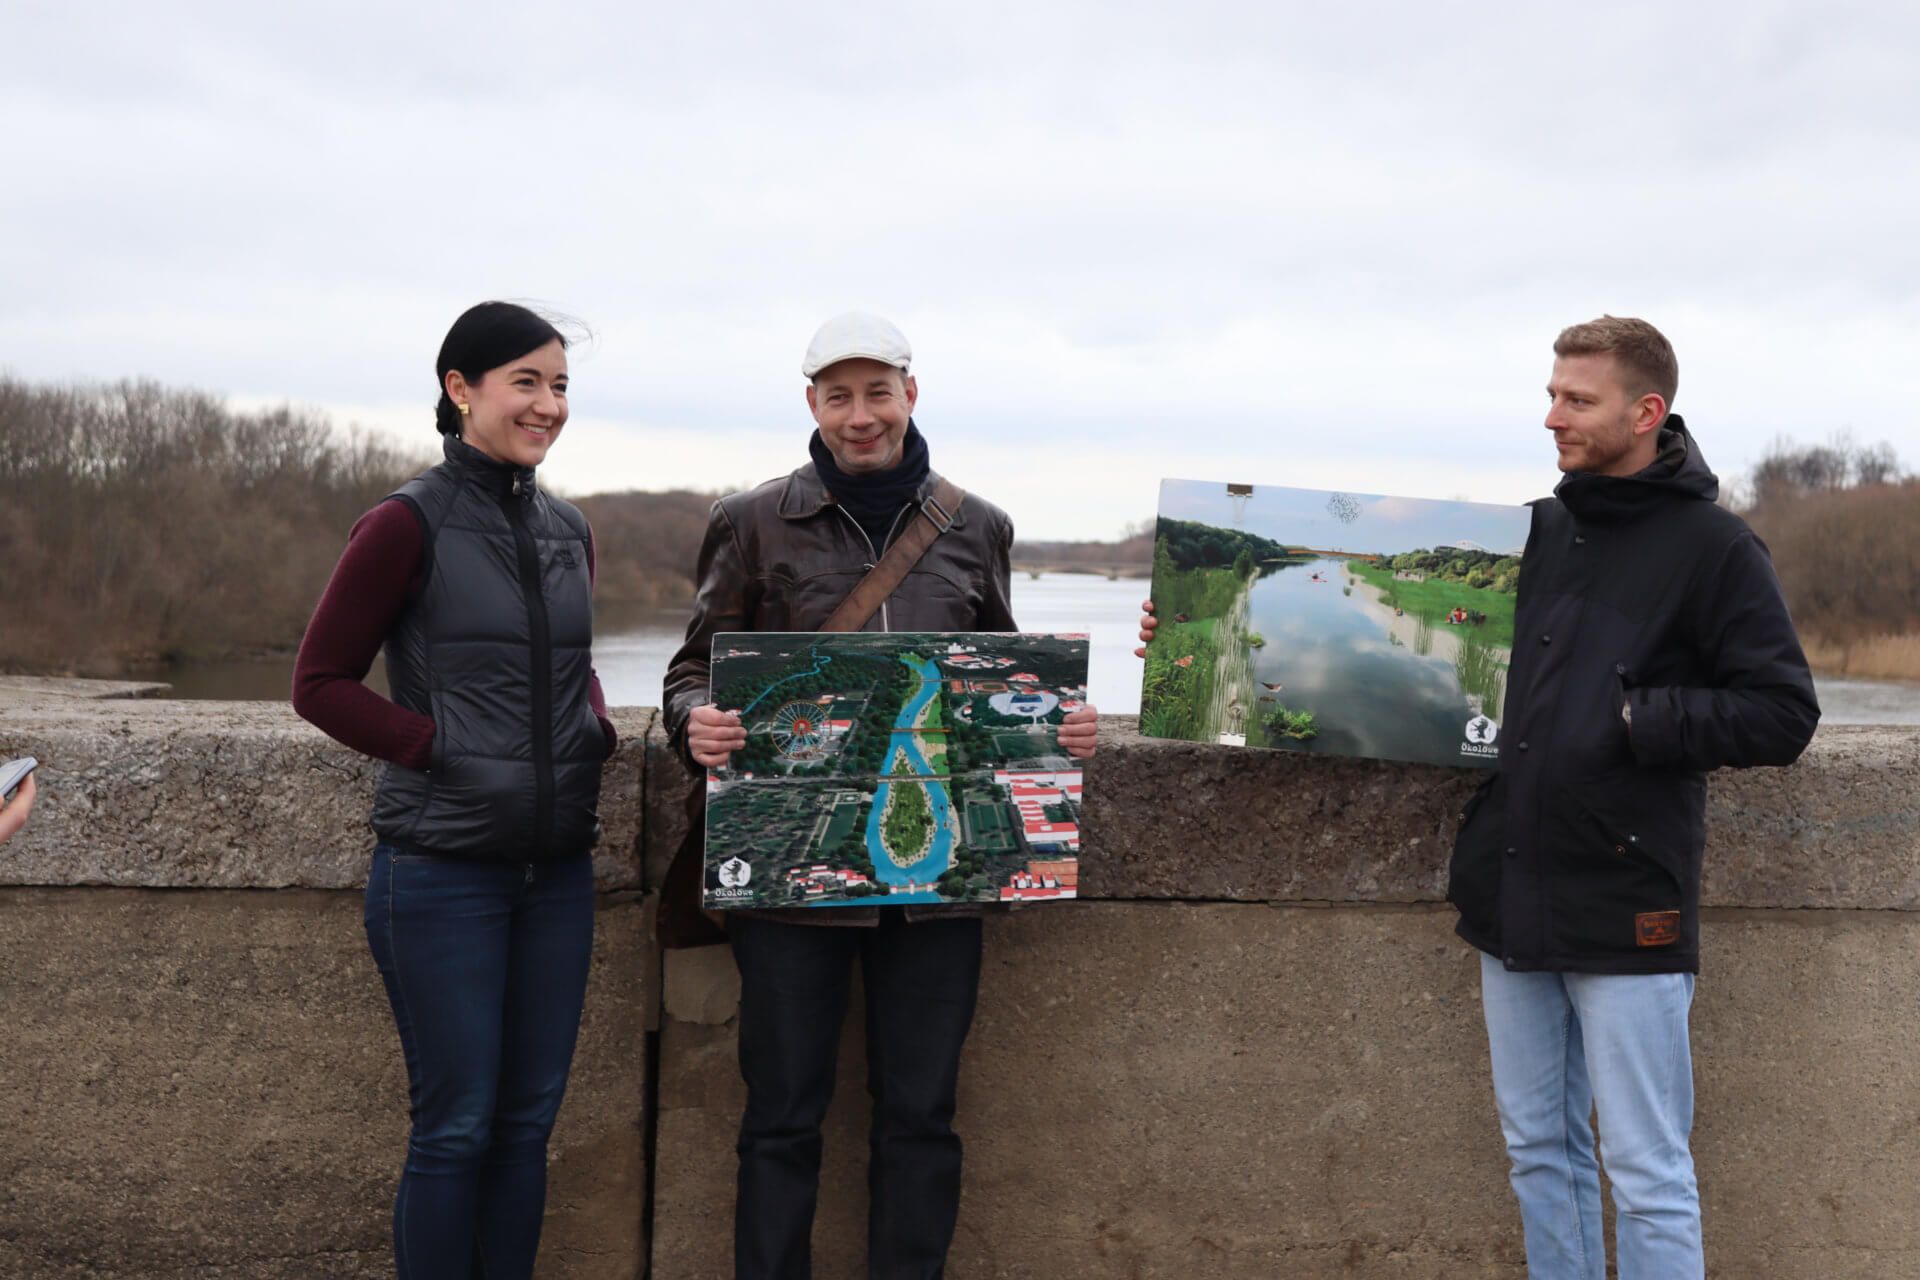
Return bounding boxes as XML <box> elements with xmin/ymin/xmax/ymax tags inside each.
<box><xmin>294</xmin><ymin>301</ymin><xmax>614</xmax><ymax>1279</ymax></box>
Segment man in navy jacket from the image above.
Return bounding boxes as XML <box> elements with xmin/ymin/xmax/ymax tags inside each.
<box><xmin>1448</xmin><ymin>316</ymin><xmax>1818</xmax><ymax>1278</ymax></box>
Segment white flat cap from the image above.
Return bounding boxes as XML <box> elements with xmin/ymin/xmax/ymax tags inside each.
<box><xmin>802</xmin><ymin>311</ymin><xmax>912</xmax><ymax>379</ymax></box>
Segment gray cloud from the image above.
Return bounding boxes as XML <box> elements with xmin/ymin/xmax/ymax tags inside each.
<box><xmin>6</xmin><ymin>0</ymin><xmax>1917</xmax><ymax>537</ymax></box>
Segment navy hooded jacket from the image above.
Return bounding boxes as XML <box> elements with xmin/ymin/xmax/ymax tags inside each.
<box><xmin>1448</xmin><ymin>416</ymin><xmax>1819</xmax><ymax>973</ymax></box>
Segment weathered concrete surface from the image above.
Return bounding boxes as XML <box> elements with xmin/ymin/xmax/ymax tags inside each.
<box><xmin>0</xmin><ymin>888</ymin><xmax>655</xmax><ymax>1279</ymax></box>
<box><xmin>12</xmin><ymin>692</ymin><xmax>1909</xmax><ymax>908</ymax></box>
<box><xmin>8</xmin><ymin>681</ymin><xmax>1920</xmax><ymax>1277</ymax></box>
<box><xmin>0</xmin><ymin>695</ymin><xmax>654</xmax><ymax>890</ymax></box>
<box><xmin>1071</xmin><ymin>720</ymin><xmax>1920</xmax><ymax>909</ymax></box>
<box><xmin>652</xmin><ymin>903</ymin><xmax>1920</xmax><ymax>1279</ymax></box>
<box><xmin>0</xmin><ymin>676</ymin><xmax>169</xmax><ymax>700</ymax></box>
<box><xmin>641</xmin><ymin>729</ymin><xmax>700</xmax><ymax>892</ymax></box>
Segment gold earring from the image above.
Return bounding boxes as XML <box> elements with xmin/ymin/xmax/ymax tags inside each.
<box><xmin>457</xmin><ymin>403</ymin><xmax>470</xmax><ymax>416</ymax></box>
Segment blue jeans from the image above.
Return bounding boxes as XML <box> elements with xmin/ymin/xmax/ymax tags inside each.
<box><xmin>1479</xmin><ymin>953</ymin><xmax>1702</xmax><ymax>1280</ymax></box>
<box><xmin>729</xmin><ymin>912</ymin><xmax>984</xmax><ymax>1280</ymax></box>
<box><xmin>364</xmin><ymin>845</ymin><xmax>595</xmax><ymax>1280</ymax></box>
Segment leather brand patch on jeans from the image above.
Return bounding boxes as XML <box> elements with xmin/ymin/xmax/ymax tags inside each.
<box><xmin>1635</xmin><ymin>909</ymin><xmax>1682</xmax><ymax>946</ymax></box>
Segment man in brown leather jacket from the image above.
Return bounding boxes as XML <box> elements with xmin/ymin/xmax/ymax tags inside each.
<box><xmin>664</xmin><ymin>311</ymin><xmax>1097</xmax><ymax>1280</ymax></box>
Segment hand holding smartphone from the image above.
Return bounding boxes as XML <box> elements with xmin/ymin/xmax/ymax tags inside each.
<box><xmin>0</xmin><ymin>757</ymin><xmax>36</xmax><ymax>844</ymax></box>
<box><xmin>1</xmin><ymin>757</ymin><xmax>35</xmax><ymax>804</ymax></box>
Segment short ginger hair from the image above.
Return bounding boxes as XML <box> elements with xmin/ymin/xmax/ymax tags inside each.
<box><xmin>1554</xmin><ymin>315</ymin><xmax>1678</xmax><ymax>411</ymax></box>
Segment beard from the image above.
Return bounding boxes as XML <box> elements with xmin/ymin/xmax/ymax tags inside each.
<box><xmin>1557</xmin><ymin>415</ymin><xmax>1642</xmax><ymax>476</ymax></box>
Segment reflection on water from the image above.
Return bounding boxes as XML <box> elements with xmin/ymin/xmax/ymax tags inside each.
<box><xmin>589</xmin><ymin>604</ymin><xmax>699</xmax><ymax>708</ymax></box>
<box><xmin>134</xmin><ymin>575</ymin><xmax>1920</xmax><ymax>728</ymax></box>
<box><xmin>1247</xmin><ymin>559</ymin><xmax>1497</xmax><ymax>767</ymax></box>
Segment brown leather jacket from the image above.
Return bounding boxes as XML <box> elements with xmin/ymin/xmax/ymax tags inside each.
<box><xmin>663</xmin><ymin>458</ymin><xmax>1017</xmax><ymax>925</ymax></box>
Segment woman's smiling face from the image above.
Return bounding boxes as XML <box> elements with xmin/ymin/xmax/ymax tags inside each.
<box><xmin>450</xmin><ymin>337</ymin><xmax>570</xmax><ymax>468</ymax></box>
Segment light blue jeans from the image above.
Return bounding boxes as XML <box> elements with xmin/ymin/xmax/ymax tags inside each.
<box><xmin>1479</xmin><ymin>953</ymin><xmax>1703</xmax><ymax>1280</ymax></box>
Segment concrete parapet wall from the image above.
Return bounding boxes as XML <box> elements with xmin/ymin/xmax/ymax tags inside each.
<box><xmin>651</xmin><ymin>720</ymin><xmax>1920</xmax><ymax>1278</ymax></box>
<box><xmin>656</xmin><ymin>903</ymin><xmax>1920</xmax><ymax>1278</ymax></box>
<box><xmin>1081</xmin><ymin>722</ymin><xmax>1920</xmax><ymax>908</ymax></box>
<box><xmin>0</xmin><ymin>679</ymin><xmax>652</xmax><ymax>891</ymax></box>
<box><xmin>0</xmin><ymin>683</ymin><xmax>656</xmax><ymax>1278</ymax></box>
<box><xmin>3</xmin><ymin>680</ymin><xmax>1918</xmax><ymax>1277</ymax></box>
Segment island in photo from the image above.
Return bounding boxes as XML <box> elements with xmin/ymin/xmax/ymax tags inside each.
<box><xmin>1140</xmin><ymin>479</ymin><xmax>1533</xmax><ymax>768</ymax></box>
<box><xmin>703</xmin><ymin>632</ymin><xmax>1090</xmax><ymax>909</ymax></box>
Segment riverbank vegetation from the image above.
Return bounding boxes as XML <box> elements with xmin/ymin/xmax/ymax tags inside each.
<box><xmin>0</xmin><ymin>377</ymin><xmax>427</xmax><ymax>674</ymax></box>
<box><xmin>10</xmin><ymin>372</ymin><xmax>1918</xmax><ymax>690</ymax></box>
<box><xmin>1741</xmin><ymin>435</ymin><xmax>1920</xmax><ymax>682</ymax></box>
<box><xmin>1347</xmin><ymin>561</ymin><xmax>1518</xmax><ymax>649</ymax></box>
<box><xmin>0</xmin><ymin>374</ymin><xmax>724</xmax><ymax>674</ymax></box>
<box><xmin>1378</xmin><ymin>547</ymin><xmax>1521</xmax><ymax>593</ymax></box>
<box><xmin>1453</xmin><ymin>628</ymin><xmax>1507</xmax><ymax>716</ymax></box>
<box><xmin>1140</xmin><ymin>620</ymin><xmax>1220</xmax><ymax>740</ymax></box>
<box><xmin>572</xmin><ymin>488</ymin><xmax>724</xmax><ymax>607</ymax></box>
<box><xmin>1251</xmin><ymin>703</ymin><xmax>1318</xmax><ymax>745</ymax></box>
<box><xmin>1140</xmin><ymin>516</ymin><xmax>1293</xmax><ymax>740</ymax></box>
<box><xmin>1155</xmin><ymin>517</ymin><xmax>1299</xmax><ymax>572</ymax></box>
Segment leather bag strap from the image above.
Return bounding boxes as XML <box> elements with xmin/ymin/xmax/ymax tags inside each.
<box><xmin>819</xmin><ymin>477</ymin><xmax>967</xmax><ymax>634</ymax></box>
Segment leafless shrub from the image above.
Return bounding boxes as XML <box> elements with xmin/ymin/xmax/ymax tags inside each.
<box><xmin>1748</xmin><ymin>478</ymin><xmax>1920</xmax><ymax>675</ymax></box>
<box><xmin>0</xmin><ymin>376</ymin><xmax>425</xmax><ymax>673</ymax></box>
<box><xmin>572</xmin><ymin>489</ymin><xmax>720</xmax><ymax>607</ymax></box>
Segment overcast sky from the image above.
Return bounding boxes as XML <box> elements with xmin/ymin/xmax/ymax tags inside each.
<box><xmin>6</xmin><ymin>0</ymin><xmax>1916</xmax><ymax>538</ymax></box>
<box><xmin>1160</xmin><ymin>480</ymin><xmax>1534</xmax><ymax>557</ymax></box>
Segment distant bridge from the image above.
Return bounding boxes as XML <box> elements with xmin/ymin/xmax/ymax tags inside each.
<box><xmin>1011</xmin><ymin>562</ymin><xmax>1149</xmax><ymax>580</ymax></box>
<box><xmin>1276</xmin><ymin>549</ymin><xmax>1383</xmax><ymax>561</ymax></box>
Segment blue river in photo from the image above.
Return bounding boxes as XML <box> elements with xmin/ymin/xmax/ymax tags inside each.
<box><xmin>865</xmin><ymin>654</ymin><xmax>955</xmax><ymax>893</ymax></box>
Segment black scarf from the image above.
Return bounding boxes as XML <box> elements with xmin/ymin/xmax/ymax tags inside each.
<box><xmin>809</xmin><ymin>421</ymin><xmax>931</xmax><ymax>553</ymax></box>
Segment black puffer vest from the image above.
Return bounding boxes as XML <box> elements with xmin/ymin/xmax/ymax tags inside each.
<box><xmin>371</xmin><ymin>435</ymin><xmax>606</xmax><ymax>861</ymax></box>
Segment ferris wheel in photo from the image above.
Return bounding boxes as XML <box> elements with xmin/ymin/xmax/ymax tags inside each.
<box><xmin>770</xmin><ymin>701</ymin><xmax>830</xmax><ymax>760</ymax></box>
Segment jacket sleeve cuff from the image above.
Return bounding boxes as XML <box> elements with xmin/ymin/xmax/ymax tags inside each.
<box><xmin>666</xmin><ymin>698</ymin><xmax>703</xmax><ymax>772</ymax></box>
<box><xmin>1626</xmin><ymin>686</ymin><xmax>1683</xmax><ymax>767</ymax></box>
<box><xmin>397</xmin><ymin>716</ymin><xmax>436</xmax><ymax>772</ymax></box>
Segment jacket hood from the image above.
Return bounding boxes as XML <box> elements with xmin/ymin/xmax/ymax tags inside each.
<box><xmin>1552</xmin><ymin>413</ymin><xmax>1719</xmax><ymax>523</ymax></box>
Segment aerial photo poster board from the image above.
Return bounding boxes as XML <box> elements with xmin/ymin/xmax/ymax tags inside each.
<box><xmin>703</xmin><ymin>631</ymin><xmax>1090</xmax><ymax>909</ymax></box>
<box><xmin>1140</xmin><ymin>478</ymin><xmax>1533</xmax><ymax>769</ymax></box>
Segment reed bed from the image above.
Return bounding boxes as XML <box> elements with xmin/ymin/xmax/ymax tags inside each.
<box><xmin>1800</xmin><ymin>632</ymin><xmax>1920</xmax><ymax>684</ymax></box>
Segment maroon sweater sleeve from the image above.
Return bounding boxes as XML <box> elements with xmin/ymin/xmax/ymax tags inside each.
<box><xmin>586</xmin><ymin>529</ymin><xmax>618</xmax><ymax>755</ymax></box>
<box><xmin>292</xmin><ymin>499</ymin><xmax>438</xmax><ymax>769</ymax></box>
<box><xmin>292</xmin><ymin>500</ymin><xmax>619</xmax><ymax>765</ymax></box>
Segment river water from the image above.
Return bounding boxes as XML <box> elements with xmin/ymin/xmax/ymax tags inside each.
<box><xmin>1237</xmin><ymin>558</ymin><xmax>1506</xmax><ymax>766</ymax></box>
<box><xmin>142</xmin><ymin>573</ymin><xmax>1920</xmax><ymax>725</ymax></box>
<box><xmin>865</xmin><ymin>654</ymin><xmax>954</xmax><ymax>900</ymax></box>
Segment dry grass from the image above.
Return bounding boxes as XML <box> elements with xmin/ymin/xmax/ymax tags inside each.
<box><xmin>1800</xmin><ymin>632</ymin><xmax>1920</xmax><ymax>684</ymax></box>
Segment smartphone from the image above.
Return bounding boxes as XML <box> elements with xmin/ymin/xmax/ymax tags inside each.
<box><xmin>1</xmin><ymin>757</ymin><xmax>37</xmax><ymax>804</ymax></box>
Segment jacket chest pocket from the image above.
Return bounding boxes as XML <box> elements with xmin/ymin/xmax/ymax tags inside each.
<box><xmin>756</xmin><ymin>569</ymin><xmax>861</xmax><ymax>631</ymax></box>
<box><xmin>885</xmin><ymin>570</ymin><xmax>972</xmax><ymax>629</ymax></box>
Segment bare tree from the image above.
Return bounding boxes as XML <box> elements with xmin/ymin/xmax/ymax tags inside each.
<box><xmin>0</xmin><ymin>375</ymin><xmax>425</xmax><ymax>674</ymax></box>
<box><xmin>1745</xmin><ymin>431</ymin><xmax>1908</xmax><ymax>513</ymax></box>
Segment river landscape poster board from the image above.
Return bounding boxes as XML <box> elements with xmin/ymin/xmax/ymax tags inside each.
<box><xmin>703</xmin><ymin>631</ymin><xmax>1090</xmax><ymax>909</ymax></box>
<box><xmin>1140</xmin><ymin>478</ymin><xmax>1533</xmax><ymax>768</ymax></box>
